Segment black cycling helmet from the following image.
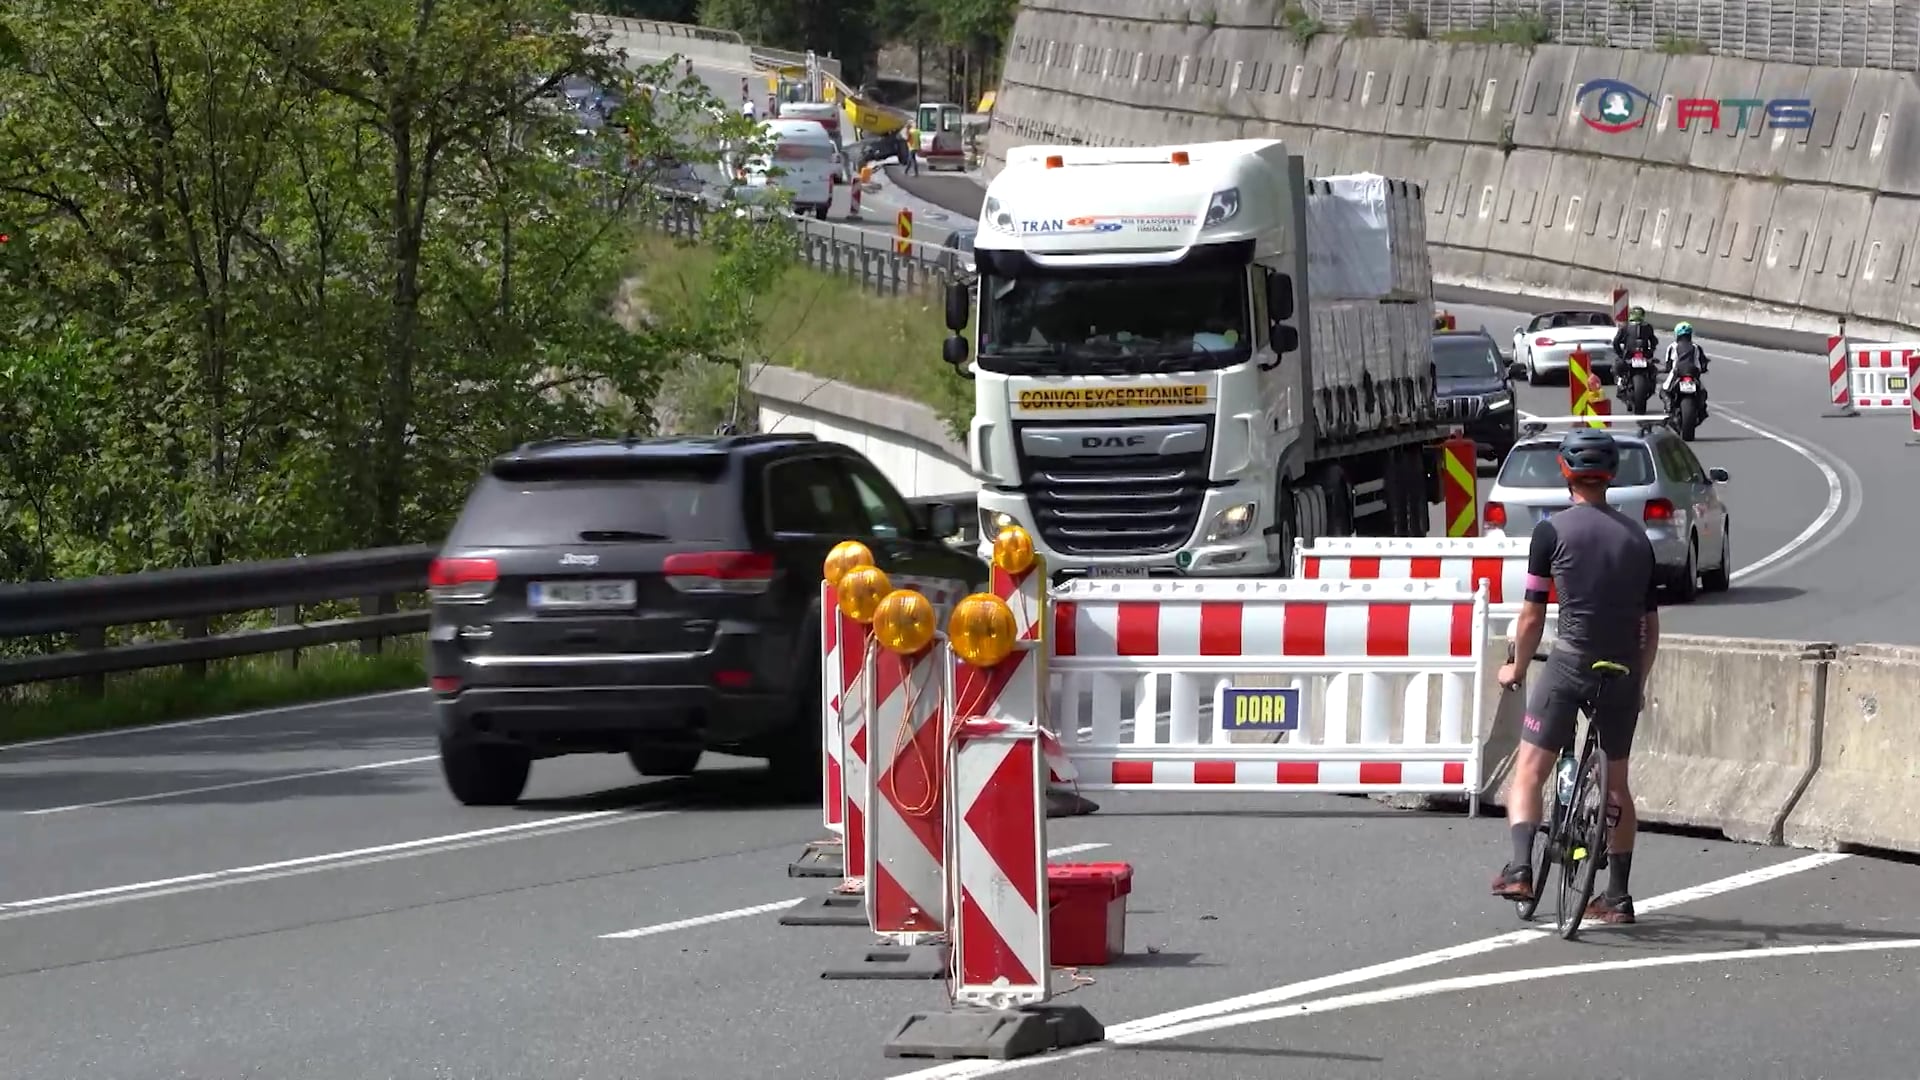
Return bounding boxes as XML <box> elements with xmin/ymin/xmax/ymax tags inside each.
<box><xmin>1557</xmin><ymin>428</ymin><xmax>1620</xmax><ymax>481</ymax></box>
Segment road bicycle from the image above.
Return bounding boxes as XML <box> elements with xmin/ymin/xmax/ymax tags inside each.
<box><xmin>1509</xmin><ymin>656</ymin><xmax>1629</xmax><ymax>940</ymax></box>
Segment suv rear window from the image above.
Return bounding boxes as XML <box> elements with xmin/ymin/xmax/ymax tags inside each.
<box><xmin>1499</xmin><ymin>443</ymin><xmax>1657</xmax><ymax>488</ymax></box>
<box><xmin>447</xmin><ymin>477</ymin><xmax>738</xmax><ymax>546</ymax></box>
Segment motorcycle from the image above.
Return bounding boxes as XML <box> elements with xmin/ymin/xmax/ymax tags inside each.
<box><xmin>1665</xmin><ymin>374</ymin><xmax>1705</xmax><ymax>441</ymax></box>
<box><xmin>1620</xmin><ymin>349</ymin><xmax>1656</xmax><ymax>414</ymax></box>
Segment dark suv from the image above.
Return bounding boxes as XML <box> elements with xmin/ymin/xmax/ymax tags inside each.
<box><xmin>1432</xmin><ymin>329</ymin><xmax>1519</xmax><ymax>462</ymax></box>
<box><xmin>427</xmin><ymin>434</ymin><xmax>986</xmax><ymax>805</ymax></box>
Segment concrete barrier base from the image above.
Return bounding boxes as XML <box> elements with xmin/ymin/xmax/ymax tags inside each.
<box><xmin>1629</xmin><ymin>637</ymin><xmax>1830</xmax><ymax>845</ymax></box>
<box><xmin>1783</xmin><ymin>643</ymin><xmax>1920</xmax><ymax>855</ymax></box>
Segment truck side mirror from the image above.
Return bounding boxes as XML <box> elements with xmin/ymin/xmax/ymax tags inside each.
<box><xmin>1265</xmin><ymin>271</ymin><xmax>1295</xmax><ymax>321</ymax></box>
<box><xmin>942</xmin><ymin>334</ymin><xmax>970</xmax><ymax>368</ymax></box>
<box><xmin>1270</xmin><ymin>324</ymin><xmax>1299</xmax><ymax>355</ymax></box>
<box><xmin>944</xmin><ymin>281</ymin><xmax>969</xmax><ymax>332</ymax></box>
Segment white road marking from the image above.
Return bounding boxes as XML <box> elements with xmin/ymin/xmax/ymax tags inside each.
<box><xmin>601</xmin><ymin>898</ymin><xmax>804</xmax><ymax>939</ymax></box>
<box><xmin>0</xmin><ymin>688</ymin><xmax>427</xmax><ymax>753</ymax></box>
<box><xmin>1117</xmin><ymin>936</ymin><xmax>1920</xmax><ymax>1046</ymax></box>
<box><xmin>886</xmin><ymin>852</ymin><xmax>1848</xmax><ymax>1078</ymax></box>
<box><xmin>1717</xmin><ymin>407</ymin><xmax>1863</xmax><ymax>585</ymax></box>
<box><xmin>0</xmin><ymin>809</ymin><xmax>674</xmax><ymax>918</ymax></box>
<box><xmin>593</xmin><ymin>844</ymin><xmax>1108</xmax><ymax>941</ymax></box>
<box><xmin>21</xmin><ymin>755</ymin><xmax>441</xmax><ymax>816</ymax></box>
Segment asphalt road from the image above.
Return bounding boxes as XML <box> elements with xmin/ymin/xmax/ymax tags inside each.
<box><xmin>4</xmin><ymin>694</ymin><xmax>1918</xmax><ymax>1079</ymax></box>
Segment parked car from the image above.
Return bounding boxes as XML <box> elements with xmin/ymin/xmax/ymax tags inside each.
<box><xmin>942</xmin><ymin>228</ymin><xmax>976</xmax><ymax>276</ymax></box>
<box><xmin>1432</xmin><ymin>329</ymin><xmax>1518</xmax><ymax>461</ymax></box>
<box><xmin>427</xmin><ymin>433</ymin><xmax>987</xmax><ymax>806</ymax></box>
<box><xmin>1511</xmin><ymin>309</ymin><xmax>1620</xmax><ymax>386</ymax></box>
<box><xmin>1481</xmin><ymin>420</ymin><xmax>1732</xmax><ymax>600</ymax></box>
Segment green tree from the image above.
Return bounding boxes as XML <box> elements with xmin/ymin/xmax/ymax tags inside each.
<box><xmin>0</xmin><ymin>0</ymin><xmax>789</xmax><ymax>577</ymax></box>
<box><xmin>698</xmin><ymin>0</ymin><xmax>880</xmax><ymax>85</ymax></box>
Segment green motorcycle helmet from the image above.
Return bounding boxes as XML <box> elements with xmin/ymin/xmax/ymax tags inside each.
<box><xmin>1628</xmin><ymin>306</ymin><xmax>1647</xmax><ymax>323</ymax></box>
<box><xmin>1674</xmin><ymin>321</ymin><xmax>1694</xmax><ymax>338</ymax></box>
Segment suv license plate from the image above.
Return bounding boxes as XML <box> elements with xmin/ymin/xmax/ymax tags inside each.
<box><xmin>529</xmin><ymin>579</ymin><xmax>637</xmax><ymax>609</ymax></box>
<box><xmin>1086</xmin><ymin>566</ymin><xmax>1148</xmax><ymax>578</ymax></box>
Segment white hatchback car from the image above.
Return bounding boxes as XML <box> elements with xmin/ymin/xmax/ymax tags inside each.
<box><xmin>1512</xmin><ymin>309</ymin><xmax>1621</xmax><ymax>386</ymax></box>
<box><xmin>1482</xmin><ymin>419</ymin><xmax>1732</xmax><ymax>601</ymax></box>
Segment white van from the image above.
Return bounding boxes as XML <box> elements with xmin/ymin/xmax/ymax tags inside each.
<box><xmin>738</xmin><ymin>119</ymin><xmax>837</xmax><ymax>220</ymax></box>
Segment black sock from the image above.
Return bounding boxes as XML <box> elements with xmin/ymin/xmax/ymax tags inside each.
<box><xmin>1607</xmin><ymin>851</ymin><xmax>1633</xmax><ymax>899</ymax></box>
<box><xmin>1510</xmin><ymin>823</ymin><xmax>1536</xmax><ymax>868</ymax></box>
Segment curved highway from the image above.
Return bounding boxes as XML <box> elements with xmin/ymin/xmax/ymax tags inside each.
<box><xmin>0</xmin><ymin>42</ymin><xmax>1907</xmax><ymax>1080</ymax></box>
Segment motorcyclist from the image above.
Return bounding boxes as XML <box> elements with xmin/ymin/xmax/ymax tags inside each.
<box><xmin>1659</xmin><ymin>321</ymin><xmax>1710</xmax><ymax>416</ymax></box>
<box><xmin>1611</xmin><ymin>306</ymin><xmax>1658</xmax><ymax>363</ymax></box>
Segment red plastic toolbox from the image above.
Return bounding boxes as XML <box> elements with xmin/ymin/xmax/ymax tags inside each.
<box><xmin>1047</xmin><ymin>862</ymin><xmax>1133</xmax><ymax>966</ymax></box>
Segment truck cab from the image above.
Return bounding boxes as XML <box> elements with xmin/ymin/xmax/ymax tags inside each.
<box><xmin>939</xmin><ymin>140</ymin><xmax>1441</xmax><ymax>579</ymax></box>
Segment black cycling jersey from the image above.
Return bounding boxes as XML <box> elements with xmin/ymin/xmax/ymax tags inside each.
<box><xmin>1523</xmin><ymin>503</ymin><xmax>1657</xmax><ymax>666</ymax></box>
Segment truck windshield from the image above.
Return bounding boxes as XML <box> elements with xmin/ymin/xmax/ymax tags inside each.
<box><xmin>977</xmin><ymin>265</ymin><xmax>1251</xmax><ymax>375</ymax></box>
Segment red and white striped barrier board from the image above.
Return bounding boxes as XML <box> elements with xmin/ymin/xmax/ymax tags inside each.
<box><xmin>1828</xmin><ymin>335</ymin><xmax>1853</xmax><ymax>412</ymax></box>
<box><xmin>820</xmin><ymin>582</ymin><xmax>849</xmax><ymax>835</ymax></box>
<box><xmin>865</xmin><ymin>639</ymin><xmax>949</xmax><ymax>941</ymax></box>
<box><xmin>1046</xmin><ymin>578</ymin><xmax>1488</xmax><ymax>815</ymax></box>
<box><xmin>839</xmin><ymin>618</ymin><xmax>873</xmax><ymax>892</ymax></box>
<box><xmin>1840</xmin><ymin>344</ymin><xmax>1918</xmax><ymax>410</ymax></box>
<box><xmin>1293</xmin><ymin>535</ymin><xmax>1557</xmax><ymax>640</ymax></box>
<box><xmin>1611</xmin><ymin>287</ymin><xmax>1629</xmax><ymax>326</ymax></box>
<box><xmin>945</xmin><ymin>718</ymin><xmax>1051</xmax><ymax>1009</ymax></box>
<box><xmin>820</xmin><ymin>577</ymin><xmax>957</xmax><ymax>840</ymax></box>
<box><xmin>991</xmin><ymin>553</ymin><xmax>1077</xmax><ymax>785</ymax></box>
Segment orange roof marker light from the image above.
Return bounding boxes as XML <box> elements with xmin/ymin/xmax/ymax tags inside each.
<box><xmin>1044</xmin><ymin>154</ymin><xmax>1064</xmax><ymax>168</ymax></box>
<box><xmin>1171</xmin><ymin>150</ymin><xmax>1190</xmax><ymax>165</ymax></box>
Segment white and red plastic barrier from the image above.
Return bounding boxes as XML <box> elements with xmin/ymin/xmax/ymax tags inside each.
<box><xmin>1046</xmin><ymin>577</ymin><xmax>1488</xmax><ymax>815</ymax></box>
<box><xmin>1826</xmin><ymin>337</ymin><xmax>1917</xmax><ymax>413</ymax></box>
<box><xmin>1293</xmin><ymin>535</ymin><xmax>1557</xmax><ymax>643</ymax></box>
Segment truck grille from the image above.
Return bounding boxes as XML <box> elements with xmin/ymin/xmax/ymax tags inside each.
<box><xmin>1027</xmin><ymin>453</ymin><xmax>1210</xmax><ymax>556</ymax></box>
<box><xmin>1439</xmin><ymin>396</ymin><xmax>1486</xmax><ymax>421</ymax></box>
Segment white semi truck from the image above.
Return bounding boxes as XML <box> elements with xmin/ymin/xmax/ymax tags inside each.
<box><xmin>937</xmin><ymin>138</ymin><xmax>1448</xmax><ymax>577</ymax></box>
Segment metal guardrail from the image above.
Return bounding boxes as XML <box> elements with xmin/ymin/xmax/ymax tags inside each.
<box><xmin>648</xmin><ymin>186</ymin><xmax>970</xmax><ymax>297</ymax></box>
<box><xmin>573</xmin><ymin>13</ymin><xmax>744</xmax><ymax>45</ymax></box>
<box><xmin>0</xmin><ymin>546</ymin><xmax>435</xmax><ymax>691</ymax></box>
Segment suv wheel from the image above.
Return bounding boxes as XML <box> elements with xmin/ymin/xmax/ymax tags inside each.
<box><xmin>439</xmin><ymin>738</ymin><xmax>532</xmax><ymax>806</ymax></box>
<box><xmin>628</xmin><ymin>747</ymin><xmax>703</xmax><ymax>777</ymax></box>
<box><xmin>766</xmin><ymin>661</ymin><xmax>823</xmax><ymax>795</ymax></box>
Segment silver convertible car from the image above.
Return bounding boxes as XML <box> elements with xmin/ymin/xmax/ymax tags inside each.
<box><xmin>1481</xmin><ymin>419</ymin><xmax>1732</xmax><ymax>601</ymax></box>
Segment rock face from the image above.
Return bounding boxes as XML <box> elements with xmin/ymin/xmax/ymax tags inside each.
<box><xmin>986</xmin><ymin>0</ymin><xmax>1920</xmax><ymax>336</ymax></box>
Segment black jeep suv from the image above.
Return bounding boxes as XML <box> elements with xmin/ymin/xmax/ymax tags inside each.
<box><xmin>428</xmin><ymin>433</ymin><xmax>986</xmax><ymax>805</ymax></box>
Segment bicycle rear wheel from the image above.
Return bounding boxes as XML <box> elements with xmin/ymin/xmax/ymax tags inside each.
<box><xmin>1555</xmin><ymin>745</ymin><xmax>1608</xmax><ymax>939</ymax></box>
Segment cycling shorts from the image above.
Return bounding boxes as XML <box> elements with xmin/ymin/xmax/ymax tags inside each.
<box><xmin>1522</xmin><ymin>648</ymin><xmax>1642</xmax><ymax>760</ymax></box>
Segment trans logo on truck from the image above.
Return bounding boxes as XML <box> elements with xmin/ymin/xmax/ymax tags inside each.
<box><xmin>1019</xmin><ymin>217</ymin><xmax>1123</xmax><ymax>234</ymax></box>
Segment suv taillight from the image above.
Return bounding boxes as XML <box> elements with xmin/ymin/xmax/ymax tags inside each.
<box><xmin>663</xmin><ymin>551</ymin><xmax>775</xmax><ymax>594</ymax></box>
<box><xmin>429</xmin><ymin>557</ymin><xmax>497</xmax><ymax>603</ymax></box>
<box><xmin>1483</xmin><ymin>501</ymin><xmax>1506</xmax><ymax>529</ymax></box>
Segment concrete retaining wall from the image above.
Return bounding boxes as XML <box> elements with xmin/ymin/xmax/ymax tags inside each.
<box><xmin>749</xmin><ymin>365</ymin><xmax>974</xmax><ymax>498</ymax></box>
<box><xmin>986</xmin><ymin>0</ymin><xmax>1920</xmax><ymax>337</ymax></box>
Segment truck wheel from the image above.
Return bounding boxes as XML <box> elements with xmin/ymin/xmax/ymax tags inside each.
<box><xmin>439</xmin><ymin>738</ymin><xmax>531</xmax><ymax>806</ymax></box>
<box><xmin>1384</xmin><ymin>449</ymin><xmax>1425</xmax><ymax>537</ymax></box>
<box><xmin>628</xmin><ymin>747</ymin><xmax>703</xmax><ymax>777</ymax></box>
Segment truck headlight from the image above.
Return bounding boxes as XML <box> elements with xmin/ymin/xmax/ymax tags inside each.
<box><xmin>980</xmin><ymin>509</ymin><xmax>1018</xmax><ymax>538</ymax></box>
<box><xmin>1205</xmin><ymin>187</ymin><xmax>1241</xmax><ymax>227</ymax></box>
<box><xmin>1207</xmin><ymin>502</ymin><xmax>1256</xmax><ymax>542</ymax></box>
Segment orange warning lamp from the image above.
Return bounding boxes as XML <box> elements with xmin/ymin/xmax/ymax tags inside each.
<box><xmin>1044</xmin><ymin>154</ymin><xmax>1063</xmax><ymax>169</ymax></box>
<box><xmin>1171</xmin><ymin>151</ymin><xmax>1190</xmax><ymax>165</ymax></box>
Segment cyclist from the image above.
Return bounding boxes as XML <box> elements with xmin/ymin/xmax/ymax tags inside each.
<box><xmin>1611</xmin><ymin>306</ymin><xmax>1658</xmax><ymax>363</ymax></box>
<box><xmin>1491</xmin><ymin>428</ymin><xmax>1660</xmax><ymax>924</ymax></box>
<box><xmin>1659</xmin><ymin>321</ymin><xmax>1711</xmax><ymax>417</ymax></box>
